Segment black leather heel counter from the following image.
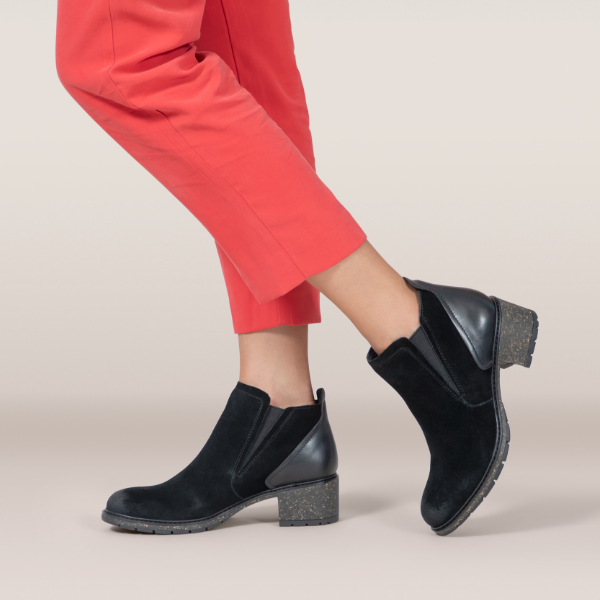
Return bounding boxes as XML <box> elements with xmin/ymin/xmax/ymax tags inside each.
<box><xmin>405</xmin><ymin>278</ymin><xmax>496</xmax><ymax>370</ymax></box>
<box><xmin>265</xmin><ymin>389</ymin><xmax>338</xmax><ymax>489</ymax></box>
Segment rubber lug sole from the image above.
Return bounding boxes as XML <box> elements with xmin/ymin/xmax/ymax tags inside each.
<box><xmin>101</xmin><ymin>475</ymin><xmax>339</xmax><ymax>535</ymax></box>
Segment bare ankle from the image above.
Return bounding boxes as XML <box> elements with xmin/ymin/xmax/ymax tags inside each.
<box><xmin>308</xmin><ymin>241</ymin><xmax>422</xmax><ymax>354</ymax></box>
<box><xmin>238</xmin><ymin>324</ymin><xmax>315</xmax><ymax>409</ymax></box>
<box><xmin>238</xmin><ymin>375</ymin><xmax>315</xmax><ymax>408</ymax></box>
<box><xmin>266</xmin><ymin>386</ymin><xmax>315</xmax><ymax>409</ymax></box>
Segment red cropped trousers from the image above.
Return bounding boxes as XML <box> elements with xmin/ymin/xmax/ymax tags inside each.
<box><xmin>55</xmin><ymin>0</ymin><xmax>366</xmax><ymax>333</ymax></box>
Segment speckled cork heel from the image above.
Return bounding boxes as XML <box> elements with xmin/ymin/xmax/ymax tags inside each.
<box><xmin>278</xmin><ymin>475</ymin><xmax>339</xmax><ymax>526</ymax></box>
<box><xmin>432</xmin><ymin>297</ymin><xmax>538</xmax><ymax>536</ymax></box>
<box><xmin>497</xmin><ymin>299</ymin><xmax>539</xmax><ymax>369</ymax></box>
<box><xmin>101</xmin><ymin>475</ymin><xmax>339</xmax><ymax>534</ymax></box>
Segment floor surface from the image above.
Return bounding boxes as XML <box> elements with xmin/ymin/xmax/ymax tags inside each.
<box><xmin>2</xmin><ymin>400</ymin><xmax>598</xmax><ymax>599</ymax></box>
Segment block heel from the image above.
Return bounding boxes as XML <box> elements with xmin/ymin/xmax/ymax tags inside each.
<box><xmin>277</xmin><ymin>475</ymin><xmax>339</xmax><ymax>527</ymax></box>
<box><xmin>495</xmin><ymin>298</ymin><xmax>539</xmax><ymax>369</ymax></box>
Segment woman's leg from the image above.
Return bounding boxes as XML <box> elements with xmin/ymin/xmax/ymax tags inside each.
<box><xmin>309</xmin><ymin>241</ymin><xmax>421</xmax><ymax>354</ymax></box>
<box><xmin>239</xmin><ymin>325</ymin><xmax>314</xmax><ymax>408</ymax></box>
<box><xmin>196</xmin><ymin>1</ymin><xmax>421</xmax><ymax>356</ymax></box>
<box><xmin>195</xmin><ymin>0</ymin><xmax>323</xmax><ymax>407</ymax></box>
<box><xmin>55</xmin><ymin>0</ymin><xmax>366</xmax><ymax>307</ymax></box>
<box><xmin>57</xmin><ymin>1</ymin><xmax>341</xmax><ymax>532</ymax></box>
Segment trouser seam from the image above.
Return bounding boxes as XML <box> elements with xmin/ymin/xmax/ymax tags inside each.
<box><xmin>218</xmin><ymin>0</ymin><xmax>242</xmax><ymax>85</ymax></box>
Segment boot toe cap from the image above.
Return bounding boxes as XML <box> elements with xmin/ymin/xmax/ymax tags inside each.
<box><xmin>421</xmin><ymin>497</ymin><xmax>460</xmax><ymax>529</ymax></box>
<box><xmin>106</xmin><ymin>488</ymin><xmax>135</xmax><ymax>515</ymax></box>
<box><xmin>105</xmin><ymin>485</ymin><xmax>198</xmax><ymax>521</ymax></box>
<box><xmin>421</xmin><ymin>478</ymin><xmax>477</xmax><ymax>529</ymax></box>
<box><xmin>105</xmin><ymin>487</ymin><xmax>154</xmax><ymax>518</ymax></box>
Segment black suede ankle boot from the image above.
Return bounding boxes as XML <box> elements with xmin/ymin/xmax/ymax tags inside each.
<box><xmin>367</xmin><ymin>279</ymin><xmax>539</xmax><ymax>536</ymax></box>
<box><xmin>102</xmin><ymin>383</ymin><xmax>339</xmax><ymax>533</ymax></box>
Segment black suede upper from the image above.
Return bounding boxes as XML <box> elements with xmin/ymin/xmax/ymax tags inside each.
<box><xmin>367</xmin><ymin>290</ymin><xmax>498</xmax><ymax>529</ymax></box>
<box><xmin>106</xmin><ymin>382</ymin><xmax>321</xmax><ymax>521</ymax></box>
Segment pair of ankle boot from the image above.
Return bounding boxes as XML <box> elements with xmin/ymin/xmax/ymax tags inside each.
<box><xmin>102</xmin><ymin>279</ymin><xmax>538</xmax><ymax>536</ymax></box>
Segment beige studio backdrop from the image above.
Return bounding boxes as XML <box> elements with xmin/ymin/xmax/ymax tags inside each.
<box><xmin>1</xmin><ymin>1</ymin><xmax>599</xmax><ymax>599</ymax></box>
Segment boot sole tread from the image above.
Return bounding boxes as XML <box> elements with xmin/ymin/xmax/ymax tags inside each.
<box><xmin>101</xmin><ymin>475</ymin><xmax>339</xmax><ymax>534</ymax></box>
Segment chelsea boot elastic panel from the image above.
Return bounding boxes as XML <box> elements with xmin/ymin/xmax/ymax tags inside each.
<box><xmin>367</xmin><ymin>279</ymin><xmax>538</xmax><ymax>536</ymax></box>
<box><xmin>102</xmin><ymin>382</ymin><xmax>339</xmax><ymax>534</ymax></box>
